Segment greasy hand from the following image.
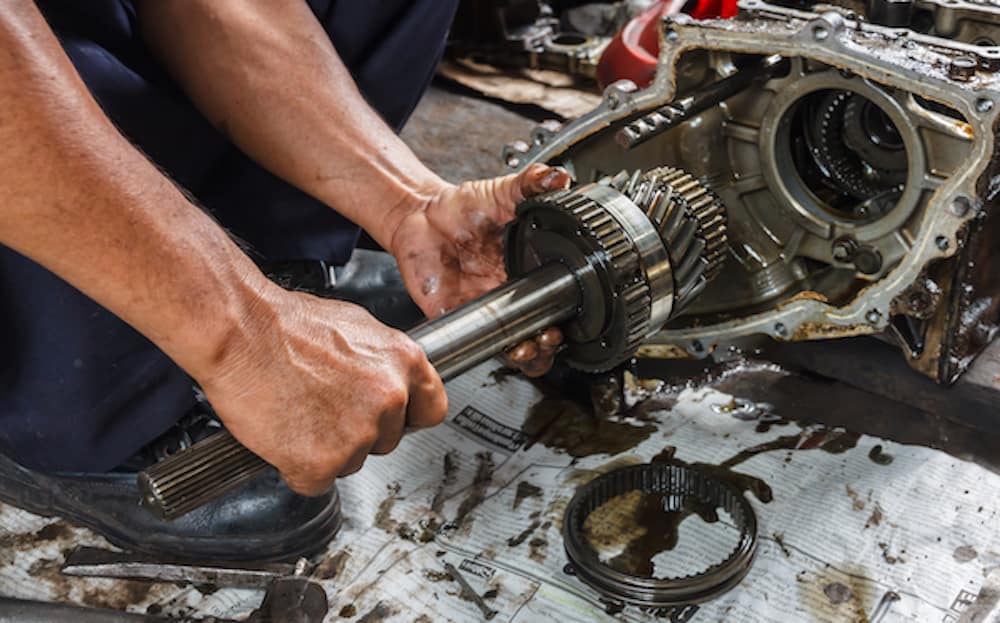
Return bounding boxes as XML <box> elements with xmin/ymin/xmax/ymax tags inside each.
<box><xmin>390</xmin><ymin>164</ymin><xmax>572</xmax><ymax>377</ymax></box>
<box><xmin>196</xmin><ymin>288</ymin><xmax>448</xmax><ymax>495</ymax></box>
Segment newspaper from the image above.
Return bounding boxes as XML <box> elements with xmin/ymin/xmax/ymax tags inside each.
<box><xmin>0</xmin><ymin>360</ymin><xmax>998</xmax><ymax>622</ymax></box>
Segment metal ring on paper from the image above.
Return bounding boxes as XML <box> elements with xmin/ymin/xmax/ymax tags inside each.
<box><xmin>562</xmin><ymin>462</ymin><xmax>758</xmax><ymax>608</ymax></box>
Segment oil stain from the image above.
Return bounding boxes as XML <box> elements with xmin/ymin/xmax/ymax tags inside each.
<box><xmin>512</xmin><ymin>481</ymin><xmax>543</xmax><ymax>510</ymax></box>
<box><xmin>518</xmin><ymin>368</ymin><xmax>659</xmax><ymax>458</ymax></box>
<box><xmin>802</xmin><ymin>564</ymin><xmax>879</xmax><ymax>622</ymax></box>
<box><xmin>484</xmin><ymin>366</ymin><xmax>519</xmax><ymax>387</ymax></box>
<box><xmin>356</xmin><ymin>600</ymin><xmax>398</xmax><ymax>623</ymax></box>
<box><xmin>824</xmin><ymin>582</ymin><xmax>853</xmax><ymax>605</ymax></box>
<box><xmin>878</xmin><ymin>542</ymin><xmax>906</xmax><ymax>565</ymax></box>
<box><xmin>868</xmin><ymin>445</ymin><xmax>894</xmax><ymax>465</ymax></box>
<box><xmin>507</xmin><ymin>520</ymin><xmax>541</xmax><ymax>547</ymax></box>
<box><xmin>583</xmin><ymin>485</ymin><xmax>723</xmax><ymax>578</ymax></box>
<box><xmin>423</xmin><ymin>569</ymin><xmax>452</xmax><ymax>582</ymax></box>
<box><xmin>773</xmin><ymin>532</ymin><xmax>792</xmax><ymax>558</ymax></box>
<box><xmin>313</xmin><ymin>549</ymin><xmax>351</xmax><ymax>580</ymax></box>
<box><xmin>451</xmin><ymin>452</ymin><xmax>495</xmax><ymax>530</ymax></box>
<box><xmin>522</xmin><ymin>397</ymin><xmax>655</xmax><ymax>458</ymax></box>
<box><xmin>338</xmin><ymin>603</ymin><xmax>357</xmax><ymax>617</ymax></box>
<box><xmin>430</xmin><ymin>451</ymin><xmax>459</xmax><ymax>515</ymax></box>
<box><xmin>953</xmin><ymin>545</ymin><xmax>978</xmax><ymax>563</ymax></box>
<box><xmin>529</xmin><ymin>536</ymin><xmax>548</xmax><ymax>563</ymax></box>
<box><xmin>374</xmin><ymin>482</ymin><xmax>402</xmax><ymax>532</ymax></box>
<box><xmin>80</xmin><ymin>581</ymin><xmax>153</xmax><ymax>611</ymax></box>
<box><xmin>846</xmin><ymin>485</ymin><xmax>867</xmax><ymax>511</ymax></box>
<box><xmin>865</xmin><ymin>503</ymin><xmax>884</xmax><ymax>529</ymax></box>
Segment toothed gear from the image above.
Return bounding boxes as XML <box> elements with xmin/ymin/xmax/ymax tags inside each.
<box><xmin>605</xmin><ymin>167</ymin><xmax>728</xmax><ymax>313</ymax></box>
<box><xmin>504</xmin><ymin>166</ymin><xmax>728</xmax><ymax>372</ymax></box>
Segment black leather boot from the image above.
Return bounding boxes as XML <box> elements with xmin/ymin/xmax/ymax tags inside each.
<box><xmin>0</xmin><ymin>408</ymin><xmax>342</xmax><ymax>563</ymax></box>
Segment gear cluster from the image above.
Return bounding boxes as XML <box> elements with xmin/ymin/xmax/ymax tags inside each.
<box><xmin>603</xmin><ymin>167</ymin><xmax>728</xmax><ymax>313</ymax></box>
<box><xmin>505</xmin><ymin>166</ymin><xmax>728</xmax><ymax>372</ymax></box>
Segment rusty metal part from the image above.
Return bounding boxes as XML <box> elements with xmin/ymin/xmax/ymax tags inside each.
<box><xmin>59</xmin><ymin>547</ymin><xmax>327</xmax><ymax>623</ymax></box>
<box><xmin>61</xmin><ymin>547</ymin><xmax>305</xmax><ymax>590</ymax></box>
<box><xmin>562</xmin><ymin>462</ymin><xmax>757</xmax><ymax>608</ymax></box>
<box><xmin>503</xmin><ymin>1</ymin><xmax>1000</xmax><ymax>384</ymax></box>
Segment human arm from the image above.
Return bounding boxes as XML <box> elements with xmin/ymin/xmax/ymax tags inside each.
<box><xmin>0</xmin><ymin>1</ymin><xmax>445</xmax><ymax>494</ymax></box>
<box><xmin>135</xmin><ymin>0</ymin><xmax>569</xmax><ymax>375</ymax></box>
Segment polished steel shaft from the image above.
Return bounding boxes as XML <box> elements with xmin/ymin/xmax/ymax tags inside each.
<box><xmin>139</xmin><ymin>263</ymin><xmax>581</xmax><ymax>519</ymax></box>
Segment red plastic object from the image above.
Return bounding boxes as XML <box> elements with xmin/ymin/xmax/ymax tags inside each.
<box><xmin>596</xmin><ymin>0</ymin><xmax>739</xmax><ymax>89</ymax></box>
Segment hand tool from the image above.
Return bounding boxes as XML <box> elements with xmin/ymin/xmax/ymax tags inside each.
<box><xmin>138</xmin><ymin>167</ymin><xmax>728</xmax><ymax>519</ymax></box>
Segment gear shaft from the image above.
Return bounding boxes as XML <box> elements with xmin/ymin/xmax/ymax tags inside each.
<box><xmin>139</xmin><ymin>167</ymin><xmax>729</xmax><ymax>520</ymax></box>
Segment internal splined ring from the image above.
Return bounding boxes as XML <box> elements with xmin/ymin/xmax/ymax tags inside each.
<box><xmin>563</xmin><ymin>462</ymin><xmax>758</xmax><ymax>609</ymax></box>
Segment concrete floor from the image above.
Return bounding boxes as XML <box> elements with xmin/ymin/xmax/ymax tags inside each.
<box><xmin>401</xmin><ymin>83</ymin><xmax>536</xmax><ymax>184</ymax></box>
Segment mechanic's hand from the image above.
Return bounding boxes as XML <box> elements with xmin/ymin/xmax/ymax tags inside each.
<box><xmin>195</xmin><ymin>288</ymin><xmax>447</xmax><ymax>495</ymax></box>
<box><xmin>389</xmin><ymin>163</ymin><xmax>572</xmax><ymax>377</ymax></box>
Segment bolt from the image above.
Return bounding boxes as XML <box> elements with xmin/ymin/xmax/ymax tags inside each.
<box><xmin>813</xmin><ymin>25</ymin><xmax>830</xmax><ymax>41</ymax></box>
<box><xmin>691</xmin><ymin>340</ymin><xmax>705</xmax><ymax>353</ymax></box>
<box><xmin>831</xmin><ymin>237</ymin><xmax>857</xmax><ymax>262</ymax></box>
<box><xmin>774</xmin><ymin>323</ymin><xmax>788</xmax><ymax>338</ymax></box>
<box><xmin>949</xmin><ymin>56</ymin><xmax>977</xmax><ymax>81</ymax></box>
<box><xmin>951</xmin><ymin>196</ymin><xmax>972</xmax><ymax>217</ymax></box>
<box><xmin>977</xmin><ymin>98</ymin><xmax>994</xmax><ymax>113</ymax></box>
<box><xmin>935</xmin><ymin>235</ymin><xmax>950</xmax><ymax>251</ymax></box>
<box><xmin>866</xmin><ymin>309</ymin><xmax>883</xmax><ymax>325</ymax></box>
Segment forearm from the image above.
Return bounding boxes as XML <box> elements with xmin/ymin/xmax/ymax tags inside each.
<box><xmin>0</xmin><ymin>2</ymin><xmax>274</xmax><ymax>380</ymax></box>
<box><xmin>135</xmin><ymin>0</ymin><xmax>450</xmax><ymax>253</ymax></box>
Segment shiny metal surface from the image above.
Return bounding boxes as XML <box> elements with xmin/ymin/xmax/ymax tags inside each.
<box><xmin>579</xmin><ymin>184</ymin><xmax>675</xmax><ymax>329</ymax></box>
<box><xmin>411</xmin><ymin>263</ymin><xmax>580</xmax><ymax>381</ymax></box>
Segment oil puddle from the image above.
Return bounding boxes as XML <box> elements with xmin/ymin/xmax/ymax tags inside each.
<box><xmin>522</xmin><ymin>397</ymin><xmax>656</xmax><ymax>458</ymax></box>
<box><xmin>582</xmin><ymin>487</ymin><xmax>737</xmax><ymax>579</ymax></box>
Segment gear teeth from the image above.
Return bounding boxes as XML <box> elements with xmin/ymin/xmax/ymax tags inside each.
<box><xmin>609</xmin><ymin>166</ymin><xmax>728</xmax><ymax>316</ymax></box>
<box><xmin>622</xmin><ymin>281</ymin><xmax>653</xmax><ymax>351</ymax></box>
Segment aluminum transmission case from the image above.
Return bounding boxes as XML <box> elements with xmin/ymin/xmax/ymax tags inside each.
<box><xmin>503</xmin><ymin>1</ymin><xmax>1000</xmax><ymax>384</ymax></box>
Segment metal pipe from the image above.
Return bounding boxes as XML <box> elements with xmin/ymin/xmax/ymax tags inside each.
<box><xmin>139</xmin><ymin>263</ymin><xmax>582</xmax><ymax>519</ymax></box>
